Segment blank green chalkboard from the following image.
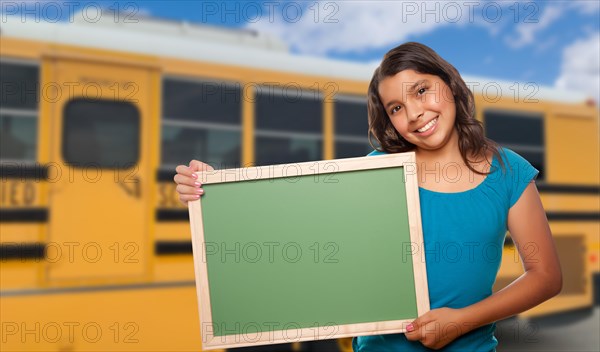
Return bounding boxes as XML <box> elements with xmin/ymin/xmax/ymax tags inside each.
<box><xmin>188</xmin><ymin>153</ymin><xmax>429</xmax><ymax>350</ymax></box>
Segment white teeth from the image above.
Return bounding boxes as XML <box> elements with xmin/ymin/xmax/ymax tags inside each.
<box><xmin>417</xmin><ymin>118</ymin><xmax>438</xmax><ymax>133</ymax></box>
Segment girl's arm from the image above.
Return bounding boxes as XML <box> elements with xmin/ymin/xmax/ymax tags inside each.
<box><xmin>405</xmin><ymin>182</ymin><xmax>562</xmax><ymax>349</ymax></box>
<box><xmin>460</xmin><ymin>181</ymin><xmax>562</xmax><ymax>324</ymax></box>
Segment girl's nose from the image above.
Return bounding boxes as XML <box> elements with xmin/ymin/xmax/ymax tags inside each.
<box><xmin>406</xmin><ymin>102</ymin><xmax>424</xmax><ymax>121</ymax></box>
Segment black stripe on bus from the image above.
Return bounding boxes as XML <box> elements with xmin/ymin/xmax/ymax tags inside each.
<box><xmin>0</xmin><ymin>242</ymin><xmax>45</xmax><ymax>261</ymax></box>
<box><xmin>157</xmin><ymin>169</ymin><xmax>599</xmax><ymax>195</ymax></box>
<box><xmin>0</xmin><ymin>164</ymin><xmax>49</xmax><ymax>180</ymax></box>
<box><xmin>546</xmin><ymin>212</ymin><xmax>599</xmax><ymax>221</ymax></box>
<box><xmin>156</xmin><ymin>169</ymin><xmax>176</xmax><ymax>182</ymax></box>
<box><xmin>1</xmin><ymin>280</ymin><xmax>196</xmax><ymax>297</ymax></box>
<box><xmin>156</xmin><ymin>208</ymin><xmax>600</xmax><ymax>223</ymax></box>
<box><xmin>156</xmin><ymin>209</ymin><xmax>188</xmax><ymax>221</ymax></box>
<box><xmin>537</xmin><ymin>183</ymin><xmax>600</xmax><ymax>195</ymax></box>
<box><xmin>0</xmin><ymin>208</ymin><xmax>48</xmax><ymax>222</ymax></box>
<box><xmin>155</xmin><ymin>241</ymin><xmax>193</xmax><ymax>255</ymax></box>
<box><xmin>0</xmin><ymin>241</ymin><xmax>195</xmax><ymax>260</ymax></box>
<box><xmin>594</xmin><ymin>272</ymin><xmax>600</xmax><ymax>306</ymax></box>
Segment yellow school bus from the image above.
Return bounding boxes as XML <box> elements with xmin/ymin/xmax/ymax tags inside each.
<box><xmin>1</xmin><ymin>13</ymin><xmax>598</xmax><ymax>352</ymax></box>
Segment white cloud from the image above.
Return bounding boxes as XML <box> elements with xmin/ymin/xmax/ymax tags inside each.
<box><xmin>246</xmin><ymin>1</ymin><xmax>594</xmax><ymax>56</ymax></box>
<box><xmin>535</xmin><ymin>36</ymin><xmax>558</xmax><ymax>53</ymax></box>
<box><xmin>506</xmin><ymin>5</ymin><xmax>563</xmax><ymax>49</ymax></box>
<box><xmin>569</xmin><ymin>0</ymin><xmax>600</xmax><ymax>15</ymax></box>
<box><xmin>555</xmin><ymin>32</ymin><xmax>600</xmax><ymax>103</ymax></box>
<box><xmin>246</xmin><ymin>1</ymin><xmax>475</xmax><ymax>55</ymax></box>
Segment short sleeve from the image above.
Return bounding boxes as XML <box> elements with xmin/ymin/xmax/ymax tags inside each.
<box><xmin>501</xmin><ymin>148</ymin><xmax>539</xmax><ymax>207</ymax></box>
<box><xmin>367</xmin><ymin>150</ymin><xmax>386</xmax><ymax>156</ymax></box>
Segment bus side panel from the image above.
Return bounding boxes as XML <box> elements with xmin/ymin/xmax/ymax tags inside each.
<box><xmin>0</xmin><ymin>285</ymin><xmax>222</xmax><ymax>351</ymax></box>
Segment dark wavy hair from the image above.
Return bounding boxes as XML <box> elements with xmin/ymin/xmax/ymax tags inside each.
<box><xmin>368</xmin><ymin>42</ymin><xmax>501</xmax><ymax>174</ymax></box>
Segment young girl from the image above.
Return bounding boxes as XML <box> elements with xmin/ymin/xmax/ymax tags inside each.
<box><xmin>173</xmin><ymin>42</ymin><xmax>562</xmax><ymax>351</ymax></box>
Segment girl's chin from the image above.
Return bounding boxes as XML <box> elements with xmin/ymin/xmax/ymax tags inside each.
<box><xmin>412</xmin><ymin>135</ymin><xmax>452</xmax><ymax>150</ymax></box>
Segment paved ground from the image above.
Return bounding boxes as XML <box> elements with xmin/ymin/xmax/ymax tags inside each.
<box><xmin>496</xmin><ymin>307</ymin><xmax>600</xmax><ymax>352</ymax></box>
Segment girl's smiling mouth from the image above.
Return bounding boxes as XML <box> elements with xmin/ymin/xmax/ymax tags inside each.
<box><xmin>415</xmin><ymin>117</ymin><xmax>439</xmax><ymax>133</ymax></box>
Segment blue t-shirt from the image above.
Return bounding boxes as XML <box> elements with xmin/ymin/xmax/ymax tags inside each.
<box><xmin>353</xmin><ymin>148</ymin><xmax>538</xmax><ymax>352</ymax></box>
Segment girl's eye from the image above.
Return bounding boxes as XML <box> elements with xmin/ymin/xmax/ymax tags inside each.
<box><xmin>417</xmin><ymin>87</ymin><xmax>426</xmax><ymax>95</ymax></box>
<box><xmin>391</xmin><ymin>105</ymin><xmax>402</xmax><ymax>114</ymax></box>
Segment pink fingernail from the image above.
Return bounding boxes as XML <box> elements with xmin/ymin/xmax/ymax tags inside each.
<box><xmin>406</xmin><ymin>324</ymin><xmax>414</xmax><ymax>332</ymax></box>
<box><xmin>196</xmin><ymin>188</ymin><xmax>203</xmax><ymax>194</ymax></box>
<box><xmin>192</xmin><ymin>173</ymin><xmax>198</xmax><ymax>179</ymax></box>
<box><xmin>194</xmin><ymin>194</ymin><xmax>200</xmax><ymax>199</ymax></box>
<box><xmin>195</xmin><ymin>182</ymin><xmax>201</xmax><ymax>187</ymax></box>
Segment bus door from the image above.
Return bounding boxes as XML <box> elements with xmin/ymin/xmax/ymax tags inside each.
<box><xmin>46</xmin><ymin>57</ymin><xmax>155</xmax><ymax>284</ymax></box>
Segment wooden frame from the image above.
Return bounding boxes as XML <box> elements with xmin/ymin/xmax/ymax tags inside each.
<box><xmin>188</xmin><ymin>153</ymin><xmax>429</xmax><ymax>350</ymax></box>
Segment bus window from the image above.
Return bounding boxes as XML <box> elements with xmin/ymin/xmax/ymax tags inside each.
<box><xmin>334</xmin><ymin>95</ymin><xmax>371</xmax><ymax>158</ymax></box>
<box><xmin>255</xmin><ymin>87</ymin><xmax>322</xmax><ymax>165</ymax></box>
<box><xmin>484</xmin><ymin>110</ymin><xmax>545</xmax><ymax>180</ymax></box>
<box><xmin>62</xmin><ymin>99</ymin><xmax>139</xmax><ymax>168</ymax></box>
<box><xmin>0</xmin><ymin>61</ymin><xmax>39</xmax><ymax>162</ymax></box>
<box><xmin>161</xmin><ymin>78</ymin><xmax>241</xmax><ymax>169</ymax></box>
<box><xmin>0</xmin><ymin>115</ymin><xmax>37</xmax><ymax>161</ymax></box>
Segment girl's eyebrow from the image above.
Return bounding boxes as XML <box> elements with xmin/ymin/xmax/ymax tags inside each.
<box><xmin>406</xmin><ymin>79</ymin><xmax>428</xmax><ymax>93</ymax></box>
<box><xmin>384</xmin><ymin>99</ymin><xmax>401</xmax><ymax>111</ymax></box>
<box><xmin>383</xmin><ymin>79</ymin><xmax>429</xmax><ymax>110</ymax></box>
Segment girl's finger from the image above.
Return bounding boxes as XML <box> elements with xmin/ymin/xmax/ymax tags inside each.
<box><xmin>189</xmin><ymin>160</ymin><xmax>214</xmax><ymax>172</ymax></box>
<box><xmin>404</xmin><ymin>328</ymin><xmax>420</xmax><ymax>341</ymax></box>
<box><xmin>179</xmin><ymin>193</ymin><xmax>201</xmax><ymax>205</ymax></box>
<box><xmin>176</xmin><ymin>184</ymin><xmax>203</xmax><ymax>196</ymax></box>
<box><xmin>174</xmin><ymin>173</ymin><xmax>201</xmax><ymax>187</ymax></box>
<box><xmin>175</xmin><ymin>164</ymin><xmax>196</xmax><ymax>178</ymax></box>
<box><xmin>404</xmin><ymin>319</ymin><xmax>423</xmax><ymax>341</ymax></box>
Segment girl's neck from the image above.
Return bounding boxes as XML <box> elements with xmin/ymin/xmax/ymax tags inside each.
<box><xmin>414</xmin><ymin>128</ymin><xmax>462</xmax><ymax>165</ymax></box>
<box><xmin>413</xmin><ymin>129</ymin><xmax>492</xmax><ymax>192</ymax></box>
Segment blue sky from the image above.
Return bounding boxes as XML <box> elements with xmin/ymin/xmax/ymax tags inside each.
<box><xmin>130</xmin><ymin>0</ymin><xmax>600</xmax><ymax>100</ymax></box>
<box><xmin>3</xmin><ymin>0</ymin><xmax>599</xmax><ymax>100</ymax></box>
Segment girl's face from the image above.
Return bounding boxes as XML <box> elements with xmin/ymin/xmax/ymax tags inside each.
<box><xmin>378</xmin><ymin>70</ymin><xmax>457</xmax><ymax>152</ymax></box>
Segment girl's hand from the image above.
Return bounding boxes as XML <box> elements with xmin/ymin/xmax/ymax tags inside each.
<box><xmin>404</xmin><ymin>307</ymin><xmax>472</xmax><ymax>350</ymax></box>
<box><xmin>174</xmin><ymin>160</ymin><xmax>214</xmax><ymax>205</ymax></box>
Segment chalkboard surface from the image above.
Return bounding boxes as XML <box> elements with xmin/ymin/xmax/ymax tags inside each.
<box><xmin>189</xmin><ymin>153</ymin><xmax>429</xmax><ymax>350</ymax></box>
